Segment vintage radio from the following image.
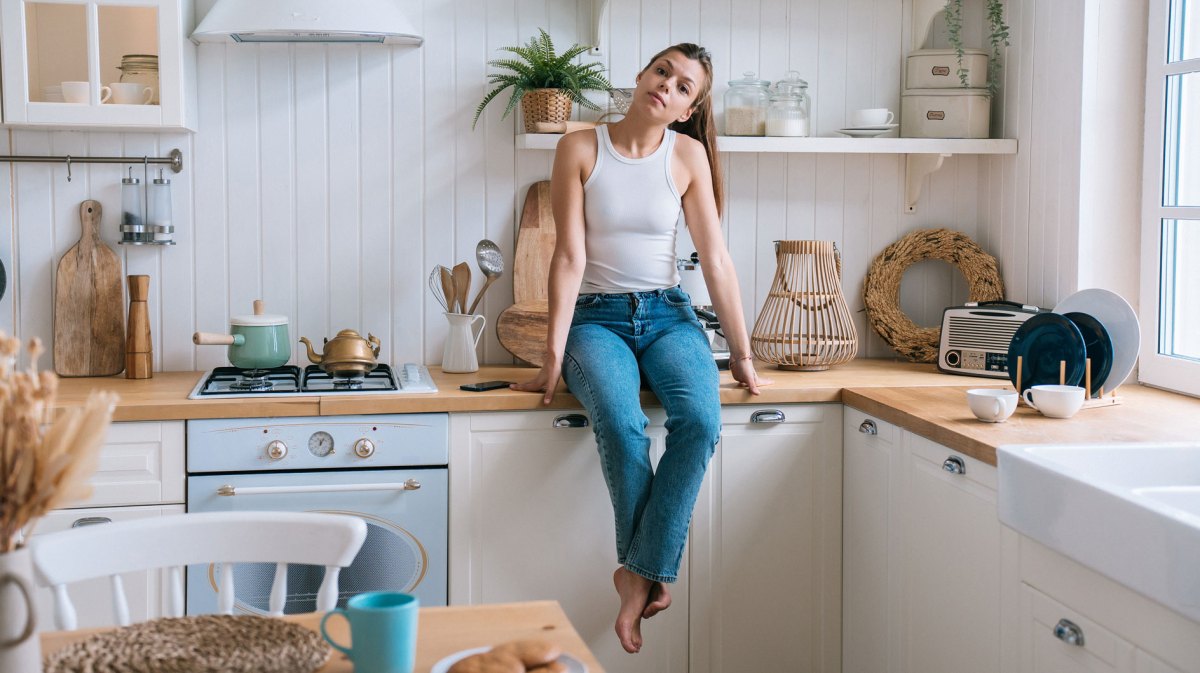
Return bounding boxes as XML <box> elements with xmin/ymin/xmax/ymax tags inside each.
<box><xmin>938</xmin><ymin>301</ymin><xmax>1044</xmax><ymax>379</ymax></box>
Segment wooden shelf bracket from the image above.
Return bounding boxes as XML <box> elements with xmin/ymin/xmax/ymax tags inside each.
<box><xmin>905</xmin><ymin>152</ymin><xmax>952</xmax><ymax>213</ymax></box>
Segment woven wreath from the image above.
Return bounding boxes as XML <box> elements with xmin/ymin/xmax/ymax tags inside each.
<box><xmin>863</xmin><ymin>228</ymin><xmax>1004</xmax><ymax>362</ymax></box>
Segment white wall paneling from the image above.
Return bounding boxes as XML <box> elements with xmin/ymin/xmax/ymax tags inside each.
<box><xmin>0</xmin><ymin>0</ymin><xmax>1088</xmax><ymax>371</ymax></box>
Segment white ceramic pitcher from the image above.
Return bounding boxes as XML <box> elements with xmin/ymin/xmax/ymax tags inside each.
<box><xmin>442</xmin><ymin>313</ymin><xmax>486</xmax><ymax>373</ymax></box>
<box><xmin>0</xmin><ymin>547</ymin><xmax>40</xmax><ymax>673</ymax></box>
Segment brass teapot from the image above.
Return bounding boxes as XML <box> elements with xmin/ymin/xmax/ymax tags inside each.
<box><xmin>300</xmin><ymin>329</ymin><xmax>382</xmax><ymax>378</ymax></box>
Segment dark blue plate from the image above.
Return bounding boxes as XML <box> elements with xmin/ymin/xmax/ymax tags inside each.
<box><xmin>1065</xmin><ymin>312</ymin><xmax>1113</xmax><ymax>397</ymax></box>
<box><xmin>1007</xmin><ymin>312</ymin><xmax>1087</xmax><ymax>393</ymax></box>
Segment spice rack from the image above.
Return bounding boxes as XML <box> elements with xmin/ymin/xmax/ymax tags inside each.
<box><xmin>516</xmin><ymin>134</ymin><xmax>1017</xmax><ymax>211</ymax></box>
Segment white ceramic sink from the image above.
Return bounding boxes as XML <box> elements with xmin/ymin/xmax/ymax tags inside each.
<box><xmin>997</xmin><ymin>443</ymin><xmax>1200</xmax><ymax>622</ymax></box>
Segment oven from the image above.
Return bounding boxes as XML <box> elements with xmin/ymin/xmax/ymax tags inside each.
<box><xmin>185</xmin><ymin>413</ymin><xmax>448</xmax><ymax>615</ymax></box>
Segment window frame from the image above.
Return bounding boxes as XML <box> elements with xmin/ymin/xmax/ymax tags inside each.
<box><xmin>1141</xmin><ymin>0</ymin><xmax>1200</xmax><ymax>396</ymax></box>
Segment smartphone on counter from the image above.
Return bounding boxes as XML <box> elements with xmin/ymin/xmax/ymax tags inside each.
<box><xmin>459</xmin><ymin>380</ymin><xmax>512</xmax><ymax>392</ymax></box>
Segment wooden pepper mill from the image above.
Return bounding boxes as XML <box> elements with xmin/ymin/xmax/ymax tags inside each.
<box><xmin>125</xmin><ymin>275</ymin><xmax>152</xmax><ymax>379</ymax></box>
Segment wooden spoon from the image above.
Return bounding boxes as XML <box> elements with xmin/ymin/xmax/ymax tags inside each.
<box><xmin>439</xmin><ymin>266</ymin><xmax>456</xmax><ymax>314</ymax></box>
<box><xmin>452</xmin><ymin>262</ymin><xmax>471</xmax><ymax>314</ymax></box>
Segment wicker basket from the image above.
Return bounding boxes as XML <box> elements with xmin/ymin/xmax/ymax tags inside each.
<box><xmin>521</xmin><ymin>89</ymin><xmax>573</xmax><ymax>131</ymax></box>
<box><xmin>751</xmin><ymin>240</ymin><xmax>859</xmax><ymax>370</ymax></box>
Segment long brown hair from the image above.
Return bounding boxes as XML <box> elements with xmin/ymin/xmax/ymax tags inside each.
<box><xmin>641</xmin><ymin>43</ymin><xmax>724</xmax><ymax>216</ymax></box>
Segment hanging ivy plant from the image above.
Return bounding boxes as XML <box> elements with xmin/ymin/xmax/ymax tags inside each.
<box><xmin>943</xmin><ymin>0</ymin><xmax>1011</xmax><ymax>97</ymax></box>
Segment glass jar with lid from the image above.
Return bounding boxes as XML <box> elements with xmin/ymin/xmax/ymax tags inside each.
<box><xmin>766</xmin><ymin>71</ymin><xmax>811</xmax><ymax>137</ymax></box>
<box><xmin>117</xmin><ymin>54</ymin><xmax>159</xmax><ymax>105</ymax></box>
<box><xmin>724</xmin><ymin>71</ymin><xmax>770</xmax><ymax>136</ymax></box>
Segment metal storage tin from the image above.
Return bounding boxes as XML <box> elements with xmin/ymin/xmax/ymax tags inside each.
<box><xmin>906</xmin><ymin>48</ymin><xmax>988</xmax><ymax>89</ymax></box>
<box><xmin>900</xmin><ymin>88</ymin><xmax>991</xmax><ymax>138</ymax></box>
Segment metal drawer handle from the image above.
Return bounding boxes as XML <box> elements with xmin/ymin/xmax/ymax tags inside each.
<box><xmin>1053</xmin><ymin>618</ymin><xmax>1085</xmax><ymax>647</ymax></box>
<box><xmin>942</xmin><ymin>456</ymin><xmax>966</xmax><ymax>475</ymax></box>
<box><xmin>71</xmin><ymin>517</ymin><xmax>112</xmax><ymax>528</ymax></box>
<box><xmin>218</xmin><ymin>481</ymin><xmax>420</xmax><ymax>497</ymax></box>
<box><xmin>553</xmin><ymin>414</ymin><xmax>589</xmax><ymax>429</ymax></box>
<box><xmin>858</xmin><ymin>420</ymin><xmax>878</xmax><ymax>435</ymax></box>
<box><xmin>751</xmin><ymin>409</ymin><xmax>785</xmax><ymax>424</ymax></box>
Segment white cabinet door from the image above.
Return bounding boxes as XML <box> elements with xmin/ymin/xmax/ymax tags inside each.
<box><xmin>29</xmin><ymin>504</ymin><xmax>184</xmax><ymax>631</ymax></box>
<box><xmin>456</xmin><ymin>409</ymin><xmax>686</xmax><ymax>673</ymax></box>
<box><xmin>1019</xmin><ymin>583</ymin><xmax>1134</xmax><ymax>673</ymax></box>
<box><xmin>690</xmin><ymin>404</ymin><xmax>842</xmax><ymax>673</ymax></box>
<box><xmin>0</xmin><ymin>0</ymin><xmax>196</xmax><ymax>130</ymax></box>
<box><xmin>899</xmin><ymin>433</ymin><xmax>1001</xmax><ymax>673</ymax></box>
<box><xmin>842</xmin><ymin>411</ymin><xmax>899</xmax><ymax>673</ymax></box>
<box><xmin>76</xmin><ymin>421</ymin><xmax>185</xmax><ymax>508</ymax></box>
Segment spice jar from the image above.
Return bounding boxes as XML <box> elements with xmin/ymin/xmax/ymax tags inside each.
<box><xmin>146</xmin><ymin>169</ymin><xmax>174</xmax><ymax>245</ymax></box>
<box><xmin>118</xmin><ymin>54</ymin><xmax>159</xmax><ymax>105</ymax></box>
<box><xmin>724</xmin><ymin>72</ymin><xmax>770</xmax><ymax>136</ymax></box>
<box><xmin>120</xmin><ymin>168</ymin><xmax>145</xmax><ymax>244</ymax></box>
<box><xmin>766</xmin><ymin>71</ymin><xmax>811</xmax><ymax>137</ymax></box>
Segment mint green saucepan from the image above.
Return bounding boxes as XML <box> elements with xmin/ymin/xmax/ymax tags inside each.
<box><xmin>192</xmin><ymin>299</ymin><xmax>290</xmax><ymax>369</ymax></box>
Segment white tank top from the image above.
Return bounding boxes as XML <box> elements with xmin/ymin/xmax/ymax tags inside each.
<box><xmin>580</xmin><ymin>125</ymin><xmax>682</xmax><ymax>293</ymax></box>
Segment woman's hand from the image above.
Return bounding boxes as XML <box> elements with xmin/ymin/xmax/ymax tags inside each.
<box><xmin>730</xmin><ymin>357</ymin><xmax>772</xmax><ymax>395</ymax></box>
<box><xmin>510</xmin><ymin>354</ymin><xmax>564</xmax><ymax>405</ymax></box>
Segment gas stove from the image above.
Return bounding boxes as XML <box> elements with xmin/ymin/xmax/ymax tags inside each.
<box><xmin>188</xmin><ymin>363</ymin><xmax>438</xmax><ymax>399</ymax></box>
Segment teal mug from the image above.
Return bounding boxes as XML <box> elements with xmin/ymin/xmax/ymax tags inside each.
<box><xmin>320</xmin><ymin>592</ymin><xmax>419</xmax><ymax>673</ymax></box>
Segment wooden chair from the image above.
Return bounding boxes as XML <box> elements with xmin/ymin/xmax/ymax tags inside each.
<box><xmin>30</xmin><ymin>511</ymin><xmax>368</xmax><ymax>630</ymax></box>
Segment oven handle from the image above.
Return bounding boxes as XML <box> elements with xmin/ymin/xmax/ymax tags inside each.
<box><xmin>217</xmin><ymin>480</ymin><xmax>421</xmax><ymax>496</ymax></box>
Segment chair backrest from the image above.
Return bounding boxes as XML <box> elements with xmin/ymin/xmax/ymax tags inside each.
<box><xmin>30</xmin><ymin>511</ymin><xmax>367</xmax><ymax>631</ymax></box>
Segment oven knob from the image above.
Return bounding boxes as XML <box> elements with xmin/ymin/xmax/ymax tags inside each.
<box><xmin>266</xmin><ymin>440</ymin><xmax>288</xmax><ymax>460</ymax></box>
<box><xmin>353</xmin><ymin>438</ymin><xmax>376</xmax><ymax>458</ymax></box>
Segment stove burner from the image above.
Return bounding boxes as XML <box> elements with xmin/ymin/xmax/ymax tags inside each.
<box><xmin>331</xmin><ymin>377</ymin><xmax>363</xmax><ymax>390</ymax></box>
<box><xmin>228</xmin><ymin>370</ymin><xmax>275</xmax><ymax>391</ymax></box>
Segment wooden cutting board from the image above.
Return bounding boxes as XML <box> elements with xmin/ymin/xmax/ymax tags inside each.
<box><xmin>498</xmin><ymin>181</ymin><xmax>556</xmax><ymax>365</ymax></box>
<box><xmin>54</xmin><ymin>200</ymin><xmax>125</xmax><ymax>377</ymax></box>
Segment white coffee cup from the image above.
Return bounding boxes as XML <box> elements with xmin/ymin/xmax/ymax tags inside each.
<box><xmin>61</xmin><ymin>81</ymin><xmax>112</xmax><ymax>104</ymax></box>
<box><xmin>108</xmin><ymin>82</ymin><xmax>153</xmax><ymax>105</ymax></box>
<box><xmin>966</xmin><ymin>389</ymin><xmax>1018</xmax><ymax>423</ymax></box>
<box><xmin>850</xmin><ymin>108</ymin><xmax>895</xmax><ymax>127</ymax></box>
<box><xmin>1021</xmin><ymin>384</ymin><xmax>1086</xmax><ymax>419</ymax></box>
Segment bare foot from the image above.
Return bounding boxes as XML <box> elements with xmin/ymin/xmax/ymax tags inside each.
<box><xmin>642</xmin><ymin>581</ymin><xmax>672</xmax><ymax>619</ymax></box>
<box><xmin>612</xmin><ymin>567</ymin><xmax>652</xmax><ymax>653</ymax></box>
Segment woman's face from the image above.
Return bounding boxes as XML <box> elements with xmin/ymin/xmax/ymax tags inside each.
<box><xmin>635</xmin><ymin>52</ymin><xmax>706</xmax><ymax>124</ymax></box>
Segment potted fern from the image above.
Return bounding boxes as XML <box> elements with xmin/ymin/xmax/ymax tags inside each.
<box><xmin>473</xmin><ymin>28</ymin><xmax>611</xmax><ymax>131</ymax></box>
<box><xmin>944</xmin><ymin>0</ymin><xmax>1010</xmax><ymax>96</ymax></box>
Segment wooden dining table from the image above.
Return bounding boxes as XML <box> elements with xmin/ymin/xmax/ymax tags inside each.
<box><xmin>40</xmin><ymin>600</ymin><xmax>606</xmax><ymax>673</ymax></box>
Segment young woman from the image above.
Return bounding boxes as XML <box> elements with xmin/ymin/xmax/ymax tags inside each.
<box><xmin>512</xmin><ymin>43</ymin><xmax>769</xmax><ymax>654</ymax></box>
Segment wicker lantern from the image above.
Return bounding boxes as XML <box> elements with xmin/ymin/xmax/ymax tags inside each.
<box><xmin>751</xmin><ymin>240</ymin><xmax>858</xmax><ymax>370</ymax></box>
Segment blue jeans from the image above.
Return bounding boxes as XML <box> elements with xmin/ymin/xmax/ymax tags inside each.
<box><xmin>562</xmin><ymin>286</ymin><xmax>721</xmax><ymax>583</ymax></box>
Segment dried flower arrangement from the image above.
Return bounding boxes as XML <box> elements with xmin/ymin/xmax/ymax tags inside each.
<box><xmin>0</xmin><ymin>334</ymin><xmax>117</xmax><ymax>553</ymax></box>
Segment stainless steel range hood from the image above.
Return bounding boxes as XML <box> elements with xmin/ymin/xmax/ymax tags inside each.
<box><xmin>191</xmin><ymin>0</ymin><xmax>423</xmax><ymax>45</ymax></box>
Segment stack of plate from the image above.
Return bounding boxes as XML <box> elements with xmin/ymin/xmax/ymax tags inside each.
<box><xmin>1006</xmin><ymin>289</ymin><xmax>1140</xmax><ymax>397</ymax></box>
<box><xmin>836</xmin><ymin>123</ymin><xmax>899</xmax><ymax>138</ymax></box>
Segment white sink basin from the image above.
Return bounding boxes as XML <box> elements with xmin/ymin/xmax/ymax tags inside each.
<box><xmin>997</xmin><ymin>443</ymin><xmax>1200</xmax><ymax>622</ymax></box>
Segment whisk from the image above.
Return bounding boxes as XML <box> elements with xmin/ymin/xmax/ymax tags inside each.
<box><xmin>428</xmin><ymin>266</ymin><xmax>449</xmax><ymax>311</ymax></box>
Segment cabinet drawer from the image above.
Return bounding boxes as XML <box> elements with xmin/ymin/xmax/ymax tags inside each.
<box><xmin>843</xmin><ymin>410</ymin><xmax>896</xmax><ymax>444</ymax></box>
<box><xmin>74</xmin><ymin>421</ymin><xmax>185</xmax><ymax>508</ymax></box>
<box><xmin>907</xmin><ymin>431</ymin><xmax>996</xmax><ymax>492</ymax></box>
<box><xmin>719</xmin><ymin>403</ymin><xmax>836</xmax><ymax>426</ymax></box>
<box><xmin>1020</xmin><ymin>582</ymin><xmax>1134</xmax><ymax>671</ymax></box>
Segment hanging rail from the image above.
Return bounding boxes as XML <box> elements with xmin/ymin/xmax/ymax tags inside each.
<box><xmin>0</xmin><ymin>148</ymin><xmax>183</xmax><ymax>181</ymax></box>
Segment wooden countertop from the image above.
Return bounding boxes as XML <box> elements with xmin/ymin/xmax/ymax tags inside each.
<box><xmin>40</xmin><ymin>600</ymin><xmax>604</xmax><ymax>673</ymax></box>
<box><xmin>843</xmin><ymin>384</ymin><xmax>1200</xmax><ymax>466</ymax></box>
<box><xmin>54</xmin><ymin>359</ymin><xmax>969</xmax><ymax>421</ymax></box>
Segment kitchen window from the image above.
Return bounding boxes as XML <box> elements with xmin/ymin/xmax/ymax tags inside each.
<box><xmin>1141</xmin><ymin>0</ymin><xmax>1200</xmax><ymax>395</ymax></box>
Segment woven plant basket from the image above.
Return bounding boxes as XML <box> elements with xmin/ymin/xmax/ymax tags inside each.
<box><xmin>751</xmin><ymin>240</ymin><xmax>859</xmax><ymax>370</ymax></box>
<box><xmin>521</xmin><ymin>89</ymin><xmax>573</xmax><ymax>131</ymax></box>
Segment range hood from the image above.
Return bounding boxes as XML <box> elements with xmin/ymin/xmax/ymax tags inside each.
<box><xmin>191</xmin><ymin>0</ymin><xmax>423</xmax><ymax>45</ymax></box>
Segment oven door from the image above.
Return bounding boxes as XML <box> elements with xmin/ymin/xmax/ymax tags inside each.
<box><xmin>185</xmin><ymin>468</ymin><xmax>446</xmax><ymax>614</ymax></box>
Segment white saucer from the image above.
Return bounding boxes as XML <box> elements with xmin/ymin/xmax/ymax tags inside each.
<box><xmin>836</xmin><ymin>128</ymin><xmax>895</xmax><ymax>138</ymax></box>
<box><xmin>843</xmin><ymin>123</ymin><xmax>899</xmax><ymax>131</ymax></box>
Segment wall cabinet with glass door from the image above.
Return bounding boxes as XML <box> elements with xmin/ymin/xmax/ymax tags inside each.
<box><xmin>0</xmin><ymin>0</ymin><xmax>196</xmax><ymax>130</ymax></box>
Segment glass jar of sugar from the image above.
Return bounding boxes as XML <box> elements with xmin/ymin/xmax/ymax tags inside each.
<box><xmin>724</xmin><ymin>72</ymin><xmax>769</xmax><ymax>136</ymax></box>
<box><xmin>766</xmin><ymin>72</ymin><xmax>810</xmax><ymax>137</ymax></box>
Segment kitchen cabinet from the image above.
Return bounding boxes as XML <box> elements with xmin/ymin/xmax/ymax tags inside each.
<box><xmin>0</xmin><ymin>0</ymin><xmax>197</xmax><ymax>130</ymax></box>
<box><xmin>688</xmin><ymin>403</ymin><xmax>842</xmax><ymax>673</ymax></box>
<box><xmin>30</xmin><ymin>420</ymin><xmax>185</xmax><ymax>630</ymax></box>
<box><xmin>841</xmin><ymin>410</ymin><xmax>1002</xmax><ymax>673</ymax></box>
<box><xmin>451</xmin><ymin>408</ymin><xmax>687</xmax><ymax>673</ymax></box>
<box><xmin>1015</xmin><ymin>535</ymin><xmax>1200</xmax><ymax>673</ymax></box>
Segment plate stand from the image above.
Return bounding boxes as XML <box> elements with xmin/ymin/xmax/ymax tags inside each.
<box><xmin>1014</xmin><ymin>355</ymin><xmax>1124</xmax><ymax>409</ymax></box>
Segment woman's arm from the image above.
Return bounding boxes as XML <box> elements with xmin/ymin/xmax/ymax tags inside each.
<box><xmin>510</xmin><ymin>131</ymin><xmax>593</xmax><ymax>404</ymax></box>
<box><xmin>675</xmin><ymin>136</ymin><xmax>770</xmax><ymax>394</ymax></box>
